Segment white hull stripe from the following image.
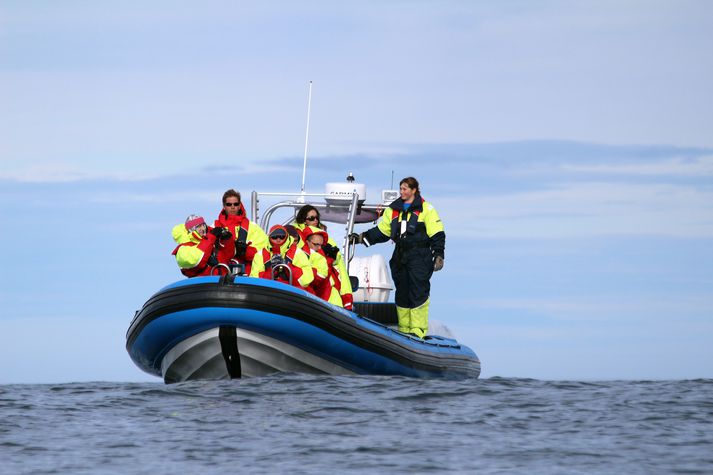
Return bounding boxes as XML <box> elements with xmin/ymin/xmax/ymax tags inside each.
<box><xmin>161</xmin><ymin>327</ymin><xmax>355</xmax><ymax>382</ymax></box>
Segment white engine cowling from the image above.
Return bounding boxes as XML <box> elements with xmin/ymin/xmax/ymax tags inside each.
<box><xmin>350</xmin><ymin>255</ymin><xmax>393</xmax><ymax>303</ymax></box>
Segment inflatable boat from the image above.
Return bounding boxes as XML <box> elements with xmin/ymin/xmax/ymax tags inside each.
<box><xmin>126</xmin><ymin>274</ymin><xmax>480</xmax><ymax>383</ymax></box>
<box><xmin>126</xmin><ymin>174</ymin><xmax>481</xmax><ymax>382</ymax></box>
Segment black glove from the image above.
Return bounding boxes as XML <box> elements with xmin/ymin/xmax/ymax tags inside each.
<box><xmin>235</xmin><ymin>240</ymin><xmax>248</xmax><ymax>257</ymax></box>
<box><xmin>321</xmin><ymin>243</ymin><xmax>339</xmax><ymax>259</ymax></box>
<box><xmin>207</xmin><ymin>254</ymin><xmax>219</xmax><ymax>267</ymax></box>
<box><xmin>433</xmin><ymin>256</ymin><xmax>444</xmax><ymax>272</ymax></box>
<box><xmin>210</xmin><ymin>227</ymin><xmax>232</xmax><ymax>240</ymax></box>
<box><xmin>270</xmin><ymin>254</ymin><xmax>285</xmax><ymax>267</ymax></box>
<box><xmin>348</xmin><ymin>233</ymin><xmax>364</xmax><ymax>245</ymax></box>
<box><xmin>277</xmin><ymin>267</ymin><xmax>290</xmax><ymax>281</ymax></box>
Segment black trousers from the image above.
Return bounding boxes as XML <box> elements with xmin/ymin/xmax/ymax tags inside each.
<box><xmin>390</xmin><ymin>247</ymin><xmax>433</xmax><ymax>309</ymax></box>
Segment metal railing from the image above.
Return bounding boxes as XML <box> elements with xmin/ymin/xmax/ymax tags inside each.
<box><xmin>250</xmin><ymin>190</ymin><xmax>379</xmax><ymax>273</ymax></box>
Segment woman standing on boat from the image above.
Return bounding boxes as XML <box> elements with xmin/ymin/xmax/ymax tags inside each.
<box><xmin>351</xmin><ymin>177</ymin><xmax>445</xmax><ymax>338</ymax></box>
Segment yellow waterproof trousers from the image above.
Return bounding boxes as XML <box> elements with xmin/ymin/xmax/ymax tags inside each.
<box><xmin>397</xmin><ymin>298</ymin><xmax>429</xmax><ymax>338</ymax></box>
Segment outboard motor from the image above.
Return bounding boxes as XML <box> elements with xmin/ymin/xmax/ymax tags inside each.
<box><xmin>350</xmin><ymin>254</ymin><xmax>394</xmax><ymax>302</ymax></box>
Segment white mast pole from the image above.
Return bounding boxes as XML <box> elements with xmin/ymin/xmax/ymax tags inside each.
<box><xmin>300</xmin><ymin>80</ymin><xmax>313</xmax><ymax>197</ymax></box>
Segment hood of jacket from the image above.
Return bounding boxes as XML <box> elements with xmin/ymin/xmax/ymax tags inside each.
<box><xmin>300</xmin><ymin>225</ymin><xmax>328</xmax><ymax>242</ymax></box>
<box><xmin>267</xmin><ymin>224</ymin><xmax>294</xmax><ymax>256</ymax></box>
<box><xmin>172</xmin><ymin>223</ymin><xmax>202</xmax><ymax>245</ymax></box>
<box><xmin>216</xmin><ymin>205</ymin><xmax>247</xmax><ymax>227</ymax></box>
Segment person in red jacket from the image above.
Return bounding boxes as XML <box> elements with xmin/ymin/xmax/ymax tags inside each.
<box><xmin>301</xmin><ymin>226</ymin><xmax>352</xmax><ymax>309</ymax></box>
<box><xmin>294</xmin><ymin>205</ymin><xmax>353</xmax><ymax>309</ymax></box>
<box><xmin>250</xmin><ymin>225</ymin><xmax>314</xmax><ymax>290</ymax></box>
<box><xmin>214</xmin><ymin>189</ymin><xmax>268</xmax><ymax>275</ymax></box>
<box><xmin>172</xmin><ymin>214</ymin><xmax>232</xmax><ymax>277</ymax></box>
<box><xmin>299</xmin><ymin>225</ymin><xmax>328</xmax><ymax>296</ymax></box>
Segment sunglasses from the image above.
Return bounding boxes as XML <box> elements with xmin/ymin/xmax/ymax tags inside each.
<box><xmin>270</xmin><ymin>232</ymin><xmax>287</xmax><ymax>241</ymax></box>
<box><xmin>305</xmin><ymin>215</ymin><xmax>319</xmax><ymax>221</ymax></box>
<box><xmin>224</xmin><ymin>202</ymin><xmax>240</xmax><ymax>207</ymax></box>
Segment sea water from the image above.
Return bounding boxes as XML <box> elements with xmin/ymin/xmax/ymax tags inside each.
<box><xmin>2</xmin><ymin>376</ymin><xmax>711</xmax><ymax>474</ymax></box>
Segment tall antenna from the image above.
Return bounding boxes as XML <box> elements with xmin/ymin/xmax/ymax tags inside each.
<box><xmin>300</xmin><ymin>81</ymin><xmax>313</xmax><ymax>195</ymax></box>
<box><xmin>391</xmin><ymin>170</ymin><xmax>395</xmax><ymax>189</ymax></box>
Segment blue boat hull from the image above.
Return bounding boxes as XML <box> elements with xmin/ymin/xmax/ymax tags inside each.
<box><xmin>126</xmin><ymin>275</ymin><xmax>481</xmax><ymax>383</ymax></box>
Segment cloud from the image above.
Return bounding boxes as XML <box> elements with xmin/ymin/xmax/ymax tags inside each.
<box><xmin>0</xmin><ymin>164</ymin><xmax>161</xmax><ymax>184</ymax></box>
<box><xmin>0</xmin><ymin>158</ymin><xmax>302</xmax><ymax>184</ymax></box>
<box><xmin>561</xmin><ymin>155</ymin><xmax>713</xmax><ymax>177</ymax></box>
<box><xmin>465</xmin><ymin>294</ymin><xmax>713</xmax><ymax>323</ymax></box>
<box><xmin>5</xmin><ymin>141</ymin><xmax>713</xmax><ymax>242</ymax></box>
<box><xmin>200</xmin><ymin>161</ymin><xmax>302</xmax><ymax>176</ymax></box>
<box><xmin>436</xmin><ymin>182</ymin><xmax>713</xmax><ymax>239</ymax></box>
<box><xmin>87</xmin><ymin>190</ymin><xmax>219</xmax><ymax>205</ymax></box>
<box><xmin>3</xmin><ymin>3</ymin><xmax>713</xmax><ymax>189</ymax></box>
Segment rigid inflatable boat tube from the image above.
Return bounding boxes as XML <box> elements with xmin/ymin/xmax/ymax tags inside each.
<box><xmin>127</xmin><ymin>276</ymin><xmax>480</xmax><ymax>378</ymax></box>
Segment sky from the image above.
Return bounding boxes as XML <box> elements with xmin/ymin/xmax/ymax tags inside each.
<box><xmin>1</xmin><ymin>1</ymin><xmax>712</xmax><ymax>383</ymax></box>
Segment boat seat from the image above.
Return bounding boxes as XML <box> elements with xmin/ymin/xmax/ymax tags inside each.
<box><xmin>353</xmin><ymin>302</ymin><xmax>397</xmax><ymax>326</ymax></box>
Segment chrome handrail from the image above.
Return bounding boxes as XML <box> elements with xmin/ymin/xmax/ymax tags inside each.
<box><xmin>250</xmin><ymin>189</ymin><xmax>386</xmax><ymax>274</ymax></box>
<box><xmin>272</xmin><ymin>263</ymin><xmax>293</xmax><ymax>286</ymax></box>
<box><xmin>210</xmin><ymin>263</ymin><xmax>231</xmax><ymax>276</ymax></box>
